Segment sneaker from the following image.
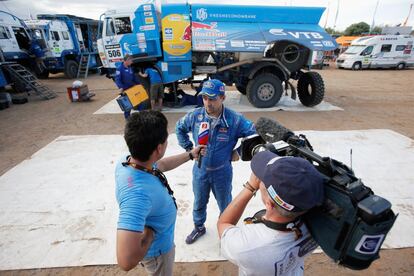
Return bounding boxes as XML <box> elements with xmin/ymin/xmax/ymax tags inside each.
<box><xmin>185</xmin><ymin>225</ymin><xmax>206</xmax><ymax>244</ymax></box>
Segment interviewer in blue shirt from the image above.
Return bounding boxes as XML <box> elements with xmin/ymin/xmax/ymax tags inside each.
<box><xmin>115</xmin><ymin>110</ymin><xmax>204</xmax><ymax>274</ymax></box>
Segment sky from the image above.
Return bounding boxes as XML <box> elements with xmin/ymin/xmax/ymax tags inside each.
<box><xmin>1</xmin><ymin>0</ymin><xmax>413</xmax><ymax>31</ymax></box>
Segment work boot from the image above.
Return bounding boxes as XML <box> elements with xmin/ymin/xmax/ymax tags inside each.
<box><xmin>185</xmin><ymin>225</ymin><xmax>206</xmax><ymax>244</ymax></box>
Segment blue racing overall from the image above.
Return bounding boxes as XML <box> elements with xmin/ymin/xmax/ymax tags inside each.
<box><xmin>176</xmin><ymin>106</ymin><xmax>256</xmax><ymax>227</ymax></box>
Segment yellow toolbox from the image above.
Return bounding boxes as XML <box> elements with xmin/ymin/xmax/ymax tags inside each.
<box><xmin>125</xmin><ymin>85</ymin><xmax>149</xmax><ymax>107</ymax></box>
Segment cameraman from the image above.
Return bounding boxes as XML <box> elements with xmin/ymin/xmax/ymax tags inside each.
<box><xmin>217</xmin><ymin>150</ymin><xmax>324</xmax><ymax>275</ymax></box>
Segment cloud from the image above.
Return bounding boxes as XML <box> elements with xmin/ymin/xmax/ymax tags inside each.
<box><xmin>1</xmin><ymin>0</ymin><xmax>412</xmax><ymax>31</ymax></box>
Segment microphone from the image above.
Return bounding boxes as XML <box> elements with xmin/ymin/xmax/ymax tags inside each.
<box><xmin>255</xmin><ymin>117</ymin><xmax>294</xmax><ymax>143</ymax></box>
<box><xmin>197</xmin><ymin>122</ymin><xmax>209</xmax><ymax>168</ymax></box>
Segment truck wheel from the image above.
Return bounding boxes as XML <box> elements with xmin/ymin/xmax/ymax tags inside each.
<box><xmin>297</xmin><ymin>71</ymin><xmax>325</xmax><ymax>107</ymax></box>
<box><xmin>271</xmin><ymin>41</ymin><xmax>310</xmax><ymax>72</ymax></box>
<box><xmin>236</xmin><ymin>84</ymin><xmax>246</xmax><ymax>95</ymax></box>
<box><xmin>246</xmin><ymin>73</ymin><xmax>283</xmax><ymax>108</ymax></box>
<box><xmin>352</xmin><ymin>62</ymin><xmax>362</xmax><ymax>70</ymax></box>
<box><xmin>64</xmin><ymin>60</ymin><xmax>79</xmax><ymax>79</ymax></box>
<box><xmin>396</xmin><ymin>63</ymin><xmax>405</xmax><ymax>70</ymax></box>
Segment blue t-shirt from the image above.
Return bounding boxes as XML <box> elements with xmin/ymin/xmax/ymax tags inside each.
<box><xmin>115</xmin><ymin>156</ymin><xmax>177</xmax><ymax>257</ymax></box>
<box><xmin>144</xmin><ymin>68</ymin><xmax>162</xmax><ymax>84</ymax></box>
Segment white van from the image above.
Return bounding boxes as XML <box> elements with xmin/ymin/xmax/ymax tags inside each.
<box><xmin>310</xmin><ymin>50</ymin><xmax>325</xmax><ymax>69</ymax></box>
<box><xmin>336</xmin><ymin>35</ymin><xmax>414</xmax><ymax>70</ymax></box>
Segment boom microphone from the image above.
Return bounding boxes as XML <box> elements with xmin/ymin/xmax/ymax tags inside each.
<box><xmin>255</xmin><ymin>117</ymin><xmax>294</xmax><ymax>143</ymax></box>
<box><xmin>197</xmin><ymin>122</ymin><xmax>209</xmax><ymax>168</ymax></box>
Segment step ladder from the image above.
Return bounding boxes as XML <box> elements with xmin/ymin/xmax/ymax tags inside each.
<box><xmin>2</xmin><ymin>63</ymin><xmax>57</xmax><ymax>100</ymax></box>
<box><xmin>77</xmin><ymin>52</ymin><xmax>93</xmax><ymax>79</ymax></box>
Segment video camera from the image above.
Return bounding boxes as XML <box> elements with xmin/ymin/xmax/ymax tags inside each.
<box><xmin>240</xmin><ymin>117</ymin><xmax>397</xmax><ymax>270</ymax></box>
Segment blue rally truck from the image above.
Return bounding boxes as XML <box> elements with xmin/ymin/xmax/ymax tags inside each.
<box><xmin>97</xmin><ymin>2</ymin><xmax>337</xmax><ymax>107</ymax></box>
<box><xmin>25</xmin><ymin>14</ymin><xmax>100</xmax><ymax>78</ymax></box>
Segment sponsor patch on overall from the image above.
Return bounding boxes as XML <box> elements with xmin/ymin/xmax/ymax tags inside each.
<box><xmin>218</xmin><ymin>127</ymin><xmax>228</xmax><ymax>133</ymax></box>
<box><xmin>197</xmin><ymin>114</ymin><xmax>204</xmax><ymax>121</ymax></box>
<box><xmin>217</xmin><ymin>134</ymin><xmax>229</xmax><ymax>142</ymax></box>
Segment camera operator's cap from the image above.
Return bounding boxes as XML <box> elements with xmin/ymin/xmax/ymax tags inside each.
<box><xmin>251</xmin><ymin>151</ymin><xmax>324</xmax><ymax>212</ymax></box>
<box><xmin>199</xmin><ymin>79</ymin><xmax>225</xmax><ymax>99</ymax></box>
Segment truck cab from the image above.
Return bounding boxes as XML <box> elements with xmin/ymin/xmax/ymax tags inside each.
<box><xmin>98</xmin><ymin>2</ymin><xmax>337</xmax><ymax>108</ymax></box>
<box><xmin>25</xmin><ymin>14</ymin><xmax>100</xmax><ymax>78</ymax></box>
<box><xmin>0</xmin><ymin>11</ymin><xmax>36</xmax><ymax>63</ymax></box>
<box><xmin>336</xmin><ymin>35</ymin><xmax>414</xmax><ymax>70</ymax></box>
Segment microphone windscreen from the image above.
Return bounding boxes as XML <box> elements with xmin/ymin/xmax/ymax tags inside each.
<box><xmin>255</xmin><ymin>117</ymin><xmax>293</xmax><ymax>143</ymax></box>
<box><xmin>198</xmin><ymin>122</ymin><xmax>210</xmax><ymax>145</ymax></box>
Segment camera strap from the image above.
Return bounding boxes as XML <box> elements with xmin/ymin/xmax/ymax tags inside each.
<box><xmin>244</xmin><ymin>209</ymin><xmax>303</xmax><ymax>240</ymax></box>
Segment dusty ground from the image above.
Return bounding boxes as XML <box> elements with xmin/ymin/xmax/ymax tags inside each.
<box><xmin>0</xmin><ymin>65</ymin><xmax>413</xmax><ymax>275</ymax></box>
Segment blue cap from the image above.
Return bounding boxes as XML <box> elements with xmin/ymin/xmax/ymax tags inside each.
<box><xmin>199</xmin><ymin>79</ymin><xmax>225</xmax><ymax>99</ymax></box>
<box><xmin>251</xmin><ymin>151</ymin><xmax>324</xmax><ymax>212</ymax></box>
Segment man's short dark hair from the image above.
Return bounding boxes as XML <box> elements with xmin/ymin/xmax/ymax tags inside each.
<box><xmin>123</xmin><ymin>54</ymin><xmax>131</xmax><ymax>61</ymax></box>
<box><xmin>124</xmin><ymin>111</ymin><xmax>168</xmax><ymax>162</ymax></box>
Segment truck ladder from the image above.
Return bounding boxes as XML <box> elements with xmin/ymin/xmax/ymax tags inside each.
<box><xmin>3</xmin><ymin>63</ymin><xmax>57</xmax><ymax>100</ymax></box>
<box><xmin>77</xmin><ymin>52</ymin><xmax>92</xmax><ymax>79</ymax></box>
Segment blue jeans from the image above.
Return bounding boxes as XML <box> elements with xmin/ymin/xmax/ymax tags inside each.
<box><xmin>192</xmin><ymin>164</ymin><xmax>233</xmax><ymax>227</ymax></box>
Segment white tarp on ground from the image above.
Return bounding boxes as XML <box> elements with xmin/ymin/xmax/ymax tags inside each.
<box><xmin>93</xmin><ymin>90</ymin><xmax>343</xmax><ymax>115</ymax></box>
<box><xmin>0</xmin><ymin>130</ymin><xmax>413</xmax><ymax>270</ymax></box>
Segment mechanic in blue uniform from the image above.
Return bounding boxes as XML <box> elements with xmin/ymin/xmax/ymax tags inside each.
<box><xmin>139</xmin><ymin>67</ymin><xmax>164</xmax><ymax>111</ymax></box>
<box><xmin>115</xmin><ymin>54</ymin><xmax>141</xmax><ymax>119</ymax></box>
<box><xmin>175</xmin><ymin>79</ymin><xmax>256</xmax><ymax>244</ymax></box>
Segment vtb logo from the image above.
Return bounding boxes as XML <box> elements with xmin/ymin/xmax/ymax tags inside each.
<box><xmin>196</xmin><ymin>8</ymin><xmax>208</xmax><ymax>21</ymax></box>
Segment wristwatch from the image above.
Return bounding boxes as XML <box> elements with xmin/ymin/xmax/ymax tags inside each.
<box><xmin>188</xmin><ymin>152</ymin><xmax>194</xmax><ymax>160</ymax></box>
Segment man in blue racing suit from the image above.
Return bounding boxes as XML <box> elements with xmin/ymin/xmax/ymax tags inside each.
<box><xmin>175</xmin><ymin>79</ymin><xmax>256</xmax><ymax>244</ymax></box>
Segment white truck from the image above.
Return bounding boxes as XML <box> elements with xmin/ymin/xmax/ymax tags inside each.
<box><xmin>336</xmin><ymin>35</ymin><xmax>414</xmax><ymax>70</ymax></box>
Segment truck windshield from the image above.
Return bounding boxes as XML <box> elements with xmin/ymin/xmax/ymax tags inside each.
<box><xmin>344</xmin><ymin>45</ymin><xmax>365</xmax><ymax>55</ymax></box>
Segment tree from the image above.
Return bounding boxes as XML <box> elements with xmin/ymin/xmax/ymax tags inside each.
<box><xmin>371</xmin><ymin>26</ymin><xmax>382</xmax><ymax>35</ymax></box>
<box><xmin>344</xmin><ymin>22</ymin><xmax>370</xmax><ymax>36</ymax></box>
<box><xmin>325</xmin><ymin>27</ymin><xmax>343</xmax><ymax>37</ymax></box>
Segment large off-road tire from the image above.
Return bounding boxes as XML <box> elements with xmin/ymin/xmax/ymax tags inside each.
<box><xmin>270</xmin><ymin>41</ymin><xmax>310</xmax><ymax>72</ymax></box>
<box><xmin>64</xmin><ymin>60</ymin><xmax>79</xmax><ymax>79</ymax></box>
<box><xmin>246</xmin><ymin>73</ymin><xmax>283</xmax><ymax>108</ymax></box>
<box><xmin>297</xmin><ymin>71</ymin><xmax>325</xmax><ymax>107</ymax></box>
<box><xmin>236</xmin><ymin>84</ymin><xmax>247</xmax><ymax>95</ymax></box>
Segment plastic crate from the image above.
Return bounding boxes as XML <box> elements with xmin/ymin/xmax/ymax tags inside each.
<box><xmin>67</xmin><ymin>85</ymin><xmax>91</xmax><ymax>102</ymax></box>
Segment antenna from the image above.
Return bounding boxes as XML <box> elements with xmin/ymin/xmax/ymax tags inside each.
<box><xmin>350</xmin><ymin>148</ymin><xmax>353</xmax><ymax>170</ymax></box>
<box><xmin>403</xmin><ymin>3</ymin><xmax>413</xmax><ymax>27</ymax></box>
<box><xmin>324</xmin><ymin>0</ymin><xmax>330</xmax><ymax>29</ymax></box>
<box><xmin>333</xmin><ymin>0</ymin><xmax>340</xmax><ymax>31</ymax></box>
<box><xmin>370</xmin><ymin>0</ymin><xmax>380</xmax><ymax>34</ymax></box>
